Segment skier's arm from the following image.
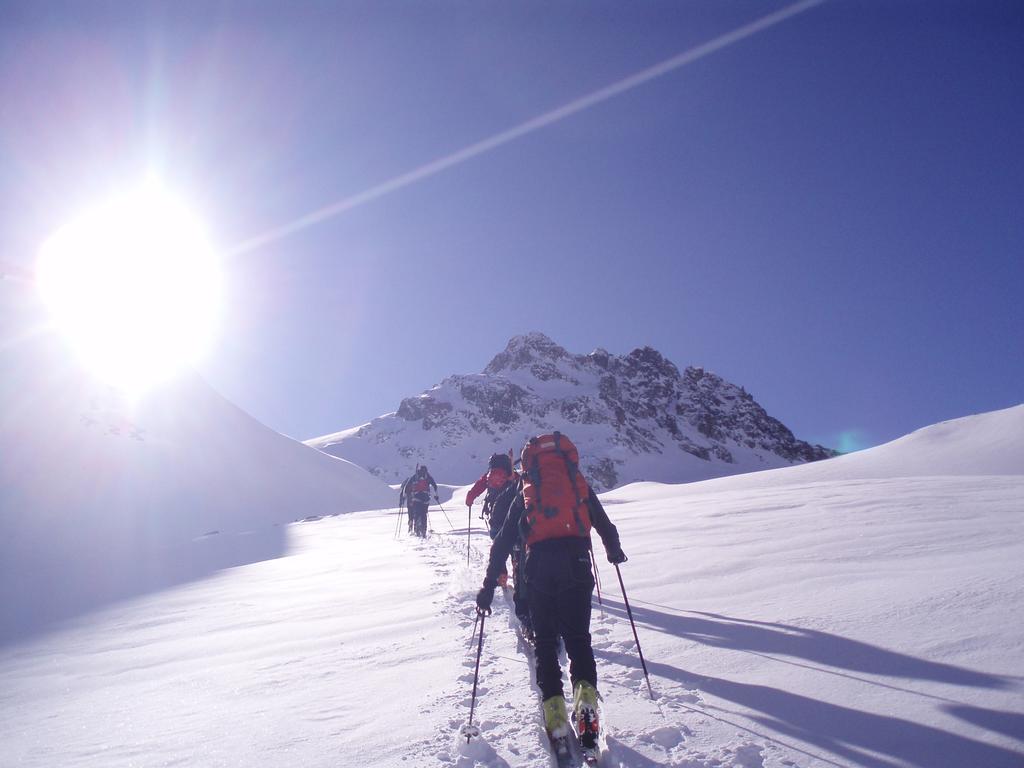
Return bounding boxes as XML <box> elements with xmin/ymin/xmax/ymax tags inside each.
<box><xmin>465</xmin><ymin>475</ymin><xmax>488</xmax><ymax>507</ymax></box>
<box><xmin>429</xmin><ymin>475</ymin><xmax>438</xmax><ymax>493</ymax></box>
<box><xmin>482</xmin><ymin>493</ymin><xmax>523</xmax><ymax>587</ymax></box>
<box><xmin>588</xmin><ymin>488</ymin><xmax>626</xmax><ymax>563</ymax></box>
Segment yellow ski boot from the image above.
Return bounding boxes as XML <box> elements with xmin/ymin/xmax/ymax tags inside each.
<box><xmin>573</xmin><ymin>680</ymin><xmax>601</xmax><ymax>751</ymax></box>
<box><xmin>542</xmin><ymin>695</ymin><xmax>570</xmax><ymax>739</ymax></box>
<box><xmin>542</xmin><ymin>695</ymin><xmax>574</xmax><ymax>765</ymax></box>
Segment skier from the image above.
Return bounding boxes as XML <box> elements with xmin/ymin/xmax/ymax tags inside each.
<box><xmin>402</xmin><ymin>465</ymin><xmax>437</xmax><ymax>538</ymax></box>
<box><xmin>398</xmin><ymin>476</ymin><xmax>415</xmax><ymax>534</ymax></box>
<box><xmin>465</xmin><ymin>452</ymin><xmax>527</xmax><ymax>624</ymax></box>
<box><xmin>474</xmin><ymin>432</ymin><xmax>627</xmax><ymax>759</ymax></box>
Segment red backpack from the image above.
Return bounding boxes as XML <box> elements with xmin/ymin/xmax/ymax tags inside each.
<box><xmin>520</xmin><ymin>432</ymin><xmax>591</xmax><ymax>546</ymax></box>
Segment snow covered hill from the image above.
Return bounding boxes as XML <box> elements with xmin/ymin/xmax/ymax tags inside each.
<box><xmin>308</xmin><ymin>332</ymin><xmax>835</xmax><ymax>490</ymax></box>
<box><xmin>2</xmin><ymin>400</ymin><xmax>1020</xmax><ymax>767</ymax></box>
<box><xmin>609</xmin><ymin>403</ymin><xmax>1024</xmax><ymax>498</ymax></box>
<box><xmin>0</xmin><ymin>278</ymin><xmax>393</xmax><ymax>643</ymax></box>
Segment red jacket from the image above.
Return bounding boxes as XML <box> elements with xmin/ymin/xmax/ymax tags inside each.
<box><xmin>465</xmin><ymin>475</ymin><xmax>488</xmax><ymax>507</ymax></box>
<box><xmin>465</xmin><ymin>468</ymin><xmax>518</xmax><ymax>506</ymax></box>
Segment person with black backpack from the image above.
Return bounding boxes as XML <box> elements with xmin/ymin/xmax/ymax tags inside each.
<box><xmin>465</xmin><ymin>452</ymin><xmax>529</xmax><ymax>623</ymax></box>
<box><xmin>400</xmin><ymin>465</ymin><xmax>437</xmax><ymax>538</ymax></box>
<box><xmin>474</xmin><ymin>432</ymin><xmax>627</xmax><ymax>759</ymax></box>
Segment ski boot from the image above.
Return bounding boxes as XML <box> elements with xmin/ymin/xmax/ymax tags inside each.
<box><xmin>542</xmin><ymin>695</ymin><xmax>576</xmax><ymax>766</ymax></box>
<box><xmin>542</xmin><ymin>695</ymin><xmax>570</xmax><ymax>739</ymax></box>
<box><xmin>573</xmin><ymin>680</ymin><xmax>601</xmax><ymax>750</ymax></box>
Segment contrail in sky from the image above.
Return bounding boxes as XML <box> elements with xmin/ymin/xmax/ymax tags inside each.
<box><xmin>229</xmin><ymin>0</ymin><xmax>826</xmax><ymax>257</ymax></box>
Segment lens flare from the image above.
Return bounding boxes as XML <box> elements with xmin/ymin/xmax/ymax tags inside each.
<box><xmin>835</xmin><ymin>429</ymin><xmax>870</xmax><ymax>454</ymax></box>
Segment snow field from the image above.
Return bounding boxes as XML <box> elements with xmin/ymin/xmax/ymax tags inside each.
<box><xmin>2</xmin><ymin>405</ymin><xmax>1022</xmax><ymax>767</ymax></box>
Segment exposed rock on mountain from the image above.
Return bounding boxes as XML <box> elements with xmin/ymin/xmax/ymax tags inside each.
<box><xmin>308</xmin><ymin>332</ymin><xmax>835</xmax><ymax>490</ymax></box>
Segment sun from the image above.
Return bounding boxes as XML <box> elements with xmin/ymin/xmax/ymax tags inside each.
<box><xmin>36</xmin><ymin>184</ymin><xmax>222</xmax><ymax>396</ymax></box>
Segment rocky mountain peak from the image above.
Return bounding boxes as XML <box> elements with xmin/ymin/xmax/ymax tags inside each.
<box><xmin>622</xmin><ymin>345</ymin><xmax>681</xmax><ymax>380</ymax></box>
<box><xmin>311</xmin><ymin>334</ymin><xmax>836</xmax><ymax>490</ymax></box>
<box><xmin>484</xmin><ymin>332</ymin><xmax>571</xmax><ymax>375</ymax></box>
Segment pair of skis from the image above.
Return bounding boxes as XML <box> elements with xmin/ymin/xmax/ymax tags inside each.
<box><xmin>515</xmin><ymin>628</ymin><xmax>605</xmax><ymax>766</ymax></box>
<box><xmin>462</xmin><ymin>598</ymin><xmax>608</xmax><ymax>766</ymax></box>
<box><xmin>508</xmin><ymin>599</ymin><xmax>606</xmax><ymax>765</ymax></box>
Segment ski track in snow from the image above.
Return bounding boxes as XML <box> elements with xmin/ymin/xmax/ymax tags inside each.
<box><xmin>398</xmin><ymin>522</ymin><xmax>786</xmax><ymax>768</ymax></box>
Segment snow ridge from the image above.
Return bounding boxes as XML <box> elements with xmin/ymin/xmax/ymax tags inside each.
<box><xmin>309</xmin><ymin>332</ymin><xmax>834</xmax><ymax>490</ymax></box>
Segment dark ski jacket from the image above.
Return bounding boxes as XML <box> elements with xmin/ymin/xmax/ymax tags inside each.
<box><xmin>483</xmin><ymin>482</ymin><xmax>621</xmax><ymax>588</ymax></box>
<box><xmin>484</xmin><ymin>479</ymin><xmax>519</xmax><ymax>539</ymax></box>
<box><xmin>400</xmin><ymin>471</ymin><xmax>437</xmax><ymax>505</ymax></box>
<box><xmin>466</xmin><ymin>470</ymin><xmax>520</xmax><ymax>538</ymax></box>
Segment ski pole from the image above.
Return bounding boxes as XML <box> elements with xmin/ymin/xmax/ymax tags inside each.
<box><xmin>393</xmin><ymin>502</ymin><xmax>404</xmax><ymax>539</ymax></box>
<box><xmin>467</xmin><ymin>504</ymin><xmax>472</xmax><ymax>566</ymax></box>
<box><xmin>469</xmin><ymin>609</ymin><xmax>481</xmax><ymax>646</ymax></box>
<box><xmin>463</xmin><ymin>609</ymin><xmax>487</xmax><ymax>742</ymax></box>
<box><xmin>589</xmin><ymin>542</ymin><xmax>604</xmax><ymax>614</ymax></box>
<box><xmin>615</xmin><ymin>563</ymin><xmax>654</xmax><ymax>700</ymax></box>
<box><xmin>434</xmin><ymin>495</ymin><xmax>455</xmax><ymax>531</ymax></box>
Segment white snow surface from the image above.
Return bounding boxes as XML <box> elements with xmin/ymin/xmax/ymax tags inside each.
<box><xmin>2</xmin><ymin>383</ymin><xmax>1022</xmax><ymax>767</ymax></box>
<box><xmin>0</xmin><ymin>280</ymin><xmax>394</xmax><ymax>642</ymax></box>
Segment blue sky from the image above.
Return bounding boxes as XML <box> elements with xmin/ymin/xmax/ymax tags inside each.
<box><xmin>2</xmin><ymin>0</ymin><xmax>1021</xmax><ymax>451</ymax></box>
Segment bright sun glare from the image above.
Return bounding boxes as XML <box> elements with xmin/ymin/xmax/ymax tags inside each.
<box><xmin>36</xmin><ymin>184</ymin><xmax>222</xmax><ymax>396</ymax></box>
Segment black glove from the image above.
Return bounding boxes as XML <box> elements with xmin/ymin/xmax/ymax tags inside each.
<box><xmin>475</xmin><ymin>586</ymin><xmax>495</xmax><ymax>615</ymax></box>
<box><xmin>607</xmin><ymin>547</ymin><xmax>628</xmax><ymax>565</ymax></box>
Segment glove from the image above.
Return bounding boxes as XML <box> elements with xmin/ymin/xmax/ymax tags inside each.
<box><xmin>475</xmin><ymin>586</ymin><xmax>495</xmax><ymax>615</ymax></box>
<box><xmin>607</xmin><ymin>547</ymin><xmax>628</xmax><ymax>565</ymax></box>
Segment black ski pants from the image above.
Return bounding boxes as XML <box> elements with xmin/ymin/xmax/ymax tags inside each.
<box><xmin>525</xmin><ymin>541</ymin><xmax>596</xmax><ymax>700</ymax></box>
<box><xmin>410</xmin><ymin>500</ymin><xmax>428</xmax><ymax>537</ymax></box>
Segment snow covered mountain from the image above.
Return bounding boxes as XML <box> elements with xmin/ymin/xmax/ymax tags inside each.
<box><xmin>308</xmin><ymin>332</ymin><xmax>835</xmax><ymax>490</ymax></box>
<box><xmin>0</xmin><ymin>277</ymin><xmax>393</xmax><ymax>643</ymax></box>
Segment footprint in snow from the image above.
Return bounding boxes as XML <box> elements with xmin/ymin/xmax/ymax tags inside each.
<box><xmin>722</xmin><ymin>742</ymin><xmax>766</xmax><ymax>768</ymax></box>
<box><xmin>460</xmin><ymin>687</ymin><xmax>489</xmax><ymax>704</ymax></box>
<box><xmin>639</xmin><ymin>725</ymin><xmax>685</xmax><ymax>749</ymax></box>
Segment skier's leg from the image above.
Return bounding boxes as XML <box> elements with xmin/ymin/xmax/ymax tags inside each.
<box><xmin>529</xmin><ymin>586</ymin><xmax>564</xmax><ymax>700</ymax></box>
<box><xmin>557</xmin><ymin>563</ymin><xmax>600</xmax><ymax>750</ymax></box>
<box><xmin>511</xmin><ymin>547</ymin><xmax>531</xmax><ymax>632</ymax></box>
<box><xmin>558</xmin><ymin>555</ymin><xmax>597</xmax><ymax>691</ymax></box>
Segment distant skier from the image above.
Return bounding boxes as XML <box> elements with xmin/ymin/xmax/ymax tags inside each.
<box><xmin>474</xmin><ymin>432</ymin><xmax>626</xmax><ymax>756</ymax></box>
<box><xmin>401</xmin><ymin>465</ymin><xmax>437</xmax><ymax>538</ymax></box>
<box><xmin>465</xmin><ymin>452</ymin><xmax>527</xmax><ymax>621</ymax></box>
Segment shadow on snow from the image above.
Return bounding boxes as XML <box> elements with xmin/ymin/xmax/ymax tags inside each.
<box><xmin>0</xmin><ymin>524</ymin><xmax>287</xmax><ymax>648</ymax></box>
<box><xmin>594</xmin><ymin>600</ymin><xmax>1022</xmax><ymax>768</ymax></box>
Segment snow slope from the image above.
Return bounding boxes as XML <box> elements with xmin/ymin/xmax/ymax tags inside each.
<box><xmin>1</xmin><ymin>404</ymin><xmax>1020</xmax><ymax>767</ymax></box>
<box><xmin>0</xmin><ymin>279</ymin><xmax>393</xmax><ymax>643</ymax></box>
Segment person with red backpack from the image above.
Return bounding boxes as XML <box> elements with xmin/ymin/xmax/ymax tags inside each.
<box><xmin>474</xmin><ymin>432</ymin><xmax>626</xmax><ymax>758</ymax></box>
<box><xmin>400</xmin><ymin>465</ymin><xmax>437</xmax><ymax>538</ymax></box>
